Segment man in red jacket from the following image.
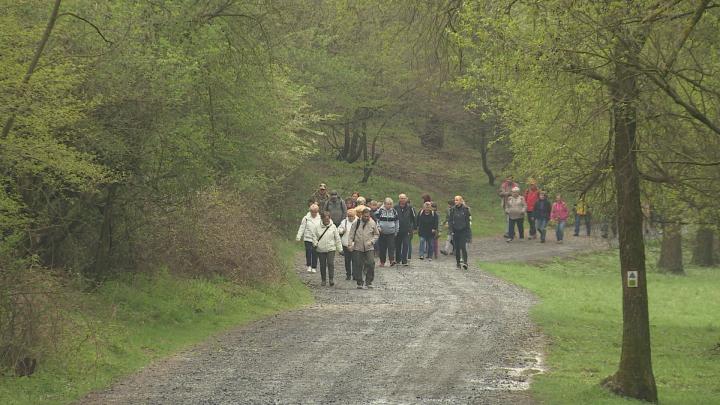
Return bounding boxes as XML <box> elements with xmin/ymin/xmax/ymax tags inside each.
<box><xmin>524</xmin><ymin>179</ymin><xmax>540</xmax><ymax>240</ymax></box>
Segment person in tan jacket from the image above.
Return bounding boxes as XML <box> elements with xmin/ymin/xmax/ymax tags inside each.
<box><xmin>505</xmin><ymin>187</ymin><xmax>527</xmax><ymax>242</ymax></box>
<box><xmin>349</xmin><ymin>208</ymin><xmax>380</xmax><ymax>289</ymax></box>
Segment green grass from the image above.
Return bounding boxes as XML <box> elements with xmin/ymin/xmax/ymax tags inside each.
<box><xmin>481</xmin><ymin>253</ymin><xmax>720</xmax><ymax>404</ymax></box>
<box><xmin>0</xmin><ymin>240</ymin><xmax>312</xmax><ymax>405</ymax></box>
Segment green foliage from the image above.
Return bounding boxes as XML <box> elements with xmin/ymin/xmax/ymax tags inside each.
<box><xmin>482</xmin><ymin>253</ymin><xmax>720</xmax><ymax>404</ymax></box>
<box><xmin>0</xmin><ymin>247</ymin><xmax>312</xmax><ymax>405</ymax></box>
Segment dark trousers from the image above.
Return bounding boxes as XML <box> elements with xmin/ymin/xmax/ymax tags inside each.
<box><xmin>343</xmin><ymin>246</ymin><xmax>353</xmax><ymax>277</ymax></box>
<box><xmin>395</xmin><ymin>232</ymin><xmax>410</xmax><ymax>264</ymax></box>
<box><xmin>527</xmin><ymin>212</ymin><xmax>537</xmax><ymax>237</ymax></box>
<box><xmin>508</xmin><ymin>218</ymin><xmax>524</xmax><ymax>240</ymax></box>
<box><xmin>378</xmin><ymin>233</ymin><xmax>396</xmax><ymax>264</ymax></box>
<box><xmin>317</xmin><ymin>251</ymin><xmax>335</xmax><ymax>282</ymax></box>
<box><xmin>574</xmin><ymin>214</ymin><xmax>591</xmax><ymax>236</ymax></box>
<box><xmin>304</xmin><ymin>241</ymin><xmax>318</xmax><ymax>269</ymax></box>
<box><xmin>452</xmin><ymin>228</ymin><xmax>469</xmax><ymax>265</ymax></box>
<box><xmin>353</xmin><ymin>250</ymin><xmax>375</xmax><ymax>285</ymax></box>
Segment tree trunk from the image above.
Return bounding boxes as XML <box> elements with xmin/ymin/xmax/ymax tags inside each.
<box><xmin>1</xmin><ymin>0</ymin><xmax>63</xmax><ymax>139</ymax></box>
<box><xmin>691</xmin><ymin>227</ymin><xmax>715</xmax><ymax>267</ymax></box>
<box><xmin>602</xmin><ymin>50</ymin><xmax>658</xmax><ymax>403</ymax></box>
<box><xmin>657</xmin><ymin>223</ymin><xmax>684</xmax><ymax>274</ymax></box>
<box><xmin>479</xmin><ymin>129</ymin><xmax>495</xmax><ymax>186</ymax></box>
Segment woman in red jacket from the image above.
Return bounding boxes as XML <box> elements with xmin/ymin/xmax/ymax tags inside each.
<box><xmin>551</xmin><ymin>194</ymin><xmax>569</xmax><ymax>243</ymax></box>
<box><xmin>524</xmin><ymin>179</ymin><xmax>540</xmax><ymax>239</ymax></box>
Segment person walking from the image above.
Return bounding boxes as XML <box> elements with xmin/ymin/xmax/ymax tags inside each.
<box><xmin>312</xmin><ymin>183</ymin><xmax>330</xmax><ymax>209</ymax></box>
<box><xmin>573</xmin><ymin>195</ymin><xmax>591</xmax><ymax>236</ymax></box>
<box><xmin>551</xmin><ymin>194</ymin><xmax>570</xmax><ymax>243</ymax></box>
<box><xmin>533</xmin><ymin>191</ymin><xmax>552</xmax><ymax>243</ymax></box>
<box><xmin>394</xmin><ymin>194</ymin><xmax>416</xmax><ymax>266</ymax></box>
<box><xmin>349</xmin><ymin>208</ymin><xmax>379</xmax><ymax>289</ymax></box>
<box><xmin>313</xmin><ymin>212</ymin><xmax>343</xmax><ymax>286</ymax></box>
<box><xmin>431</xmin><ymin>201</ymin><xmax>440</xmax><ymax>258</ymax></box>
<box><xmin>524</xmin><ymin>180</ymin><xmax>540</xmax><ymax>239</ymax></box>
<box><xmin>498</xmin><ymin>175</ymin><xmax>518</xmax><ymax>238</ymax></box>
<box><xmin>375</xmin><ymin>198</ymin><xmax>399</xmax><ymax>267</ymax></box>
<box><xmin>505</xmin><ymin>187</ymin><xmax>527</xmax><ymax>242</ymax></box>
<box><xmin>440</xmin><ymin>199</ymin><xmax>455</xmax><ymax>256</ymax></box>
<box><xmin>448</xmin><ymin>195</ymin><xmax>472</xmax><ymax>270</ymax></box>
<box><xmin>296</xmin><ymin>204</ymin><xmax>322</xmax><ymax>273</ymax></box>
<box><xmin>417</xmin><ymin>202</ymin><xmax>439</xmax><ymax>261</ymax></box>
<box><xmin>354</xmin><ymin>196</ymin><xmax>367</xmax><ymax>216</ymax></box>
<box><xmin>338</xmin><ymin>209</ymin><xmax>358</xmax><ymax>280</ymax></box>
<box><xmin>323</xmin><ymin>190</ymin><xmax>347</xmax><ymax>227</ymax></box>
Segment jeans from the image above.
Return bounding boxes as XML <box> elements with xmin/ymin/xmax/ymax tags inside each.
<box><xmin>574</xmin><ymin>214</ymin><xmax>591</xmax><ymax>236</ymax></box>
<box><xmin>317</xmin><ymin>251</ymin><xmax>335</xmax><ymax>282</ymax></box>
<box><xmin>527</xmin><ymin>212</ymin><xmax>536</xmax><ymax>237</ymax></box>
<box><xmin>408</xmin><ymin>233</ymin><xmax>414</xmax><ymax>259</ymax></box>
<box><xmin>378</xmin><ymin>233</ymin><xmax>396</xmax><ymax>264</ymax></box>
<box><xmin>556</xmin><ymin>220</ymin><xmax>566</xmax><ymax>241</ymax></box>
<box><xmin>353</xmin><ymin>250</ymin><xmax>375</xmax><ymax>286</ymax></box>
<box><xmin>342</xmin><ymin>246</ymin><xmax>353</xmax><ymax>277</ymax></box>
<box><xmin>419</xmin><ymin>236</ymin><xmax>434</xmax><ymax>259</ymax></box>
<box><xmin>508</xmin><ymin>218</ymin><xmax>524</xmax><ymax>240</ymax></box>
<box><xmin>395</xmin><ymin>231</ymin><xmax>411</xmax><ymax>264</ymax></box>
<box><xmin>452</xmin><ymin>228</ymin><xmax>469</xmax><ymax>265</ymax></box>
<box><xmin>443</xmin><ymin>234</ymin><xmax>454</xmax><ymax>254</ymax></box>
<box><xmin>304</xmin><ymin>241</ymin><xmax>318</xmax><ymax>269</ymax></box>
<box><xmin>536</xmin><ymin>218</ymin><xmax>549</xmax><ymax>241</ymax></box>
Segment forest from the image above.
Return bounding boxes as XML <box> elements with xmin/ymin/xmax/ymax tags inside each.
<box><xmin>1</xmin><ymin>1</ymin><xmax>719</xmax><ymax>404</ymax></box>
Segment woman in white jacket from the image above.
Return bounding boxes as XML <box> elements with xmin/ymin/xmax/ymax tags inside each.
<box><xmin>338</xmin><ymin>210</ymin><xmax>358</xmax><ymax>281</ymax></box>
<box><xmin>296</xmin><ymin>204</ymin><xmax>321</xmax><ymax>273</ymax></box>
<box><xmin>313</xmin><ymin>212</ymin><xmax>343</xmax><ymax>286</ymax></box>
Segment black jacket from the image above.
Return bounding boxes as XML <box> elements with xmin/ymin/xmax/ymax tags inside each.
<box><xmin>394</xmin><ymin>203</ymin><xmax>416</xmax><ymax>234</ymax></box>
<box><xmin>448</xmin><ymin>204</ymin><xmax>471</xmax><ymax>232</ymax></box>
<box><xmin>416</xmin><ymin>211</ymin><xmax>439</xmax><ymax>238</ymax></box>
<box><xmin>533</xmin><ymin>199</ymin><xmax>551</xmax><ymax>220</ymax></box>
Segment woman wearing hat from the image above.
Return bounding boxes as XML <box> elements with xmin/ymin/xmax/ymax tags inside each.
<box><xmin>505</xmin><ymin>187</ymin><xmax>527</xmax><ymax>242</ymax></box>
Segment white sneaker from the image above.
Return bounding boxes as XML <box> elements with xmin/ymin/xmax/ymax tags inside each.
<box><xmin>307</xmin><ymin>266</ymin><xmax>312</xmax><ymax>273</ymax></box>
<box><xmin>311</xmin><ymin>268</ymin><xmax>317</xmax><ymax>273</ymax></box>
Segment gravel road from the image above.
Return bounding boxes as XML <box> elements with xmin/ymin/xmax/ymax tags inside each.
<box><xmin>79</xmin><ymin>235</ymin><xmax>605</xmax><ymax>405</ymax></box>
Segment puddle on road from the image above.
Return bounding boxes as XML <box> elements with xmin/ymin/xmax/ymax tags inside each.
<box><xmin>469</xmin><ymin>351</ymin><xmax>546</xmax><ymax>391</ymax></box>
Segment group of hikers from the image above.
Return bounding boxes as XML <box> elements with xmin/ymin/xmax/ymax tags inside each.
<box><xmin>296</xmin><ymin>184</ymin><xmax>471</xmax><ymax>289</ymax></box>
<box><xmin>296</xmin><ymin>178</ymin><xmax>600</xmax><ymax>289</ymax></box>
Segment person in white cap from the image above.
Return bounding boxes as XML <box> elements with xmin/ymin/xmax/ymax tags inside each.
<box><xmin>312</xmin><ymin>183</ymin><xmax>330</xmax><ymax>209</ymax></box>
<box><xmin>505</xmin><ymin>186</ymin><xmax>527</xmax><ymax>242</ymax></box>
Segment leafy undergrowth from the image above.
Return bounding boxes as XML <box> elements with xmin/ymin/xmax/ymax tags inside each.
<box><xmin>0</xmin><ymin>240</ymin><xmax>312</xmax><ymax>405</ymax></box>
<box><xmin>481</xmin><ymin>252</ymin><xmax>720</xmax><ymax>405</ymax></box>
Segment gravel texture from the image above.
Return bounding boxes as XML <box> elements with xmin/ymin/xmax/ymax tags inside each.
<box><xmin>79</xmin><ymin>235</ymin><xmax>605</xmax><ymax>405</ymax></box>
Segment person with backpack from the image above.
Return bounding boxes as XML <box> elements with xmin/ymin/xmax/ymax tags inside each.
<box><xmin>573</xmin><ymin>195</ymin><xmax>591</xmax><ymax>236</ymax></box>
<box><xmin>448</xmin><ymin>195</ymin><xmax>472</xmax><ymax>270</ymax></box>
<box><xmin>349</xmin><ymin>208</ymin><xmax>380</xmax><ymax>289</ymax></box>
<box><xmin>417</xmin><ymin>201</ymin><xmax>439</xmax><ymax>261</ymax></box>
<box><xmin>394</xmin><ymin>194</ymin><xmax>416</xmax><ymax>266</ymax></box>
<box><xmin>375</xmin><ymin>198</ymin><xmax>399</xmax><ymax>267</ymax></box>
<box><xmin>338</xmin><ymin>209</ymin><xmax>358</xmax><ymax>280</ymax></box>
<box><xmin>551</xmin><ymin>194</ymin><xmax>570</xmax><ymax>243</ymax></box>
<box><xmin>313</xmin><ymin>212</ymin><xmax>343</xmax><ymax>286</ymax></box>
<box><xmin>324</xmin><ymin>190</ymin><xmax>347</xmax><ymax>227</ymax></box>
<box><xmin>533</xmin><ymin>191</ymin><xmax>552</xmax><ymax>243</ymax></box>
<box><xmin>296</xmin><ymin>204</ymin><xmax>322</xmax><ymax>273</ymax></box>
<box><xmin>524</xmin><ymin>179</ymin><xmax>540</xmax><ymax>239</ymax></box>
<box><xmin>505</xmin><ymin>187</ymin><xmax>527</xmax><ymax>242</ymax></box>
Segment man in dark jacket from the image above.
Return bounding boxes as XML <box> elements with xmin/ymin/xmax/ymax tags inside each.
<box><xmin>324</xmin><ymin>190</ymin><xmax>347</xmax><ymax>226</ymax></box>
<box><xmin>394</xmin><ymin>193</ymin><xmax>416</xmax><ymax>266</ymax></box>
<box><xmin>533</xmin><ymin>191</ymin><xmax>552</xmax><ymax>243</ymax></box>
<box><xmin>448</xmin><ymin>195</ymin><xmax>472</xmax><ymax>270</ymax></box>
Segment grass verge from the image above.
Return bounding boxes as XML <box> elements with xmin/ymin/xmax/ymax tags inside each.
<box><xmin>0</xmin><ymin>240</ymin><xmax>312</xmax><ymax>405</ymax></box>
<box><xmin>481</xmin><ymin>252</ymin><xmax>720</xmax><ymax>404</ymax></box>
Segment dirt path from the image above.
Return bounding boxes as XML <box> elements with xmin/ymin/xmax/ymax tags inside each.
<box><xmin>79</xmin><ymin>235</ymin><xmax>606</xmax><ymax>404</ymax></box>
